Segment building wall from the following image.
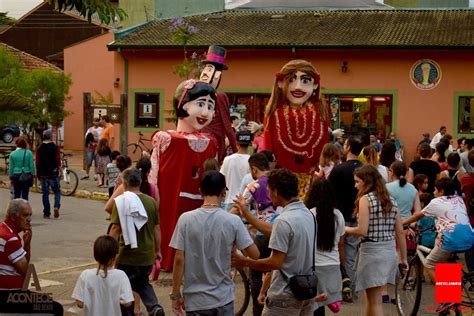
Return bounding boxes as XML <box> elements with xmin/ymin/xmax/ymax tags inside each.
<box><xmin>119</xmin><ymin>0</ymin><xmax>155</xmax><ymax>28</ymax></box>
<box><xmin>119</xmin><ymin>0</ymin><xmax>225</xmax><ymax>28</ymax></box>
<box><xmin>63</xmin><ymin>32</ymin><xmax>121</xmax><ymax>151</ymax></box>
<box><xmin>64</xmin><ymin>44</ymin><xmax>474</xmax><ymax>163</ymax></box>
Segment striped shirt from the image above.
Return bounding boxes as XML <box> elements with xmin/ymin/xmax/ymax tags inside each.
<box><xmin>0</xmin><ymin>219</ymin><xmax>26</xmax><ymax>289</ymax></box>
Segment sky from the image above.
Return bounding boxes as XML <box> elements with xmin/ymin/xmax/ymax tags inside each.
<box><xmin>0</xmin><ymin>0</ymin><xmax>42</xmax><ymax>19</ymax></box>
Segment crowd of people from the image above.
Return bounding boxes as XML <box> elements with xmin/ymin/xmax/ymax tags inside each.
<box><xmin>1</xmin><ymin>49</ymin><xmax>473</xmax><ymax>316</ymax></box>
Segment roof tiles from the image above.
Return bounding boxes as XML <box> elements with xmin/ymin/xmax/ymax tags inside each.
<box><xmin>109</xmin><ymin>9</ymin><xmax>474</xmax><ymax>49</ymax></box>
<box><xmin>0</xmin><ymin>42</ymin><xmax>62</xmax><ymax>72</ymax></box>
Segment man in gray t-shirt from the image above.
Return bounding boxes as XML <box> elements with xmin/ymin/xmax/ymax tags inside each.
<box><xmin>170</xmin><ymin>171</ymin><xmax>259</xmax><ymax>314</ymax></box>
<box><xmin>233</xmin><ymin>168</ymin><xmax>316</xmax><ymax>315</ymax></box>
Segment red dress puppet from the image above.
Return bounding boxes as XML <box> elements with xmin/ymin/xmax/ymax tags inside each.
<box><xmin>263</xmin><ymin>60</ymin><xmax>329</xmax><ymax>197</ymax></box>
<box><xmin>150</xmin><ymin>79</ymin><xmax>218</xmax><ymax>270</ymax></box>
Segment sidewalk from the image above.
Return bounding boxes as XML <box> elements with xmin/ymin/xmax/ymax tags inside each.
<box><xmin>0</xmin><ymin>150</ymin><xmax>110</xmax><ymax>201</ymax></box>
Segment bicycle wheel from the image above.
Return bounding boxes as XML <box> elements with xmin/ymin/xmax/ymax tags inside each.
<box><xmin>127</xmin><ymin>144</ymin><xmax>143</xmax><ymax>162</ymax></box>
<box><xmin>396</xmin><ymin>256</ymin><xmax>422</xmax><ymax>316</ymax></box>
<box><xmin>61</xmin><ymin>169</ymin><xmax>79</xmax><ymax>196</ymax></box>
<box><xmin>232</xmin><ymin>267</ymin><xmax>250</xmax><ymax>316</ymax></box>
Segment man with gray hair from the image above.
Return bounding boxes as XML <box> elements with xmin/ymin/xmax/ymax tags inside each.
<box><xmin>109</xmin><ymin>168</ymin><xmax>164</xmax><ymax>316</ymax></box>
<box><xmin>0</xmin><ymin>199</ymin><xmax>32</xmax><ymax>289</ymax></box>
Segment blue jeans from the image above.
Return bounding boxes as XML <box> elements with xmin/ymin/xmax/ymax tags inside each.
<box><xmin>116</xmin><ymin>264</ymin><xmax>163</xmax><ymax>315</ymax></box>
<box><xmin>186</xmin><ymin>301</ymin><xmax>233</xmax><ymax>316</ymax></box>
<box><xmin>40</xmin><ymin>177</ymin><xmax>61</xmax><ymax>216</ymax></box>
<box><xmin>12</xmin><ymin>174</ymin><xmax>30</xmax><ymax>200</ymax></box>
<box><xmin>344</xmin><ymin>221</ymin><xmax>360</xmax><ymax>286</ymax></box>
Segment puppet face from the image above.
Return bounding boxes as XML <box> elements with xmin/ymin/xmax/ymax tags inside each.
<box><xmin>280</xmin><ymin>71</ymin><xmax>318</xmax><ymax>105</ymax></box>
<box><xmin>180</xmin><ymin>95</ymin><xmax>216</xmax><ymax>131</ymax></box>
<box><xmin>200</xmin><ymin>64</ymin><xmax>222</xmax><ymax>89</ymax></box>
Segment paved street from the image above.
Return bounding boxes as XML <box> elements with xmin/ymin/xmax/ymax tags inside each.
<box><xmin>0</xmin><ymin>188</ymin><xmax>460</xmax><ymax>315</ymax></box>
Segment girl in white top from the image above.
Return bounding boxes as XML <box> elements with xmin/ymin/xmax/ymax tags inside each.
<box><xmin>315</xmin><ymin>143</ymin><xmax>341</xmax><ymax>179</ymax></box>
<box><xmin>72</xmin><ymin>235</ymin><xmax>134</xmax><ymax>316</ymax></box>
<box><xmin>305</xmin><ymin>179</ymin><xmax>345</xmax><ymax>315</ymax></box>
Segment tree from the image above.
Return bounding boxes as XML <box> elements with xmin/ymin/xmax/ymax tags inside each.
<box><xmin>0</xmin><ymin>12</ymin><xmax>15</xmax><ymax>25</ymax></box>
<box><xmin>0</xmin><ymin>47</ymin><xmax>72</xmax><ymax>146</ymax></box>
<box><xmin>48</xmin><ymin>0</ymin><xmax>127</xmax><ymax>24</ymax></box>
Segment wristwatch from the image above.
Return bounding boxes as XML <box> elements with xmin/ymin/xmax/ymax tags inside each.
<box><xmin>169</xmin><ymin>292</ymin><xmax>182</xmax><ymax>300</ymax></box>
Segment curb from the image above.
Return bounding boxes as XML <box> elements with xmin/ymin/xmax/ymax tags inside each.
<box><xmin>0</xmin><ymin>184</ymin><xmax>109</xmax><ymax>202</ymax></box>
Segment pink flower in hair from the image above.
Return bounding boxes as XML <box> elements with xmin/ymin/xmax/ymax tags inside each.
<box><xmin>184</xmin><ymin>79</ymin><xmax>197</xmax><ymax>90</ymax></box>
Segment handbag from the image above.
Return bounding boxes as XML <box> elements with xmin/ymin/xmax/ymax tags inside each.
<box><xmin>280</xmin><ymin>209</ymin><xmax>318</xmax><ymax>301</ymax></box>
<box><xmin>19</xmin><ymin>150</ymin><xmax>33</xmax><ymax>187</ymax></box>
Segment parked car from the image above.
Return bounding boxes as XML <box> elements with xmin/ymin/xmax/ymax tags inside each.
<box><xmin>1</xmin><ymin>124</ymin><xmax>20</xmax><ymax>143</ymax></box>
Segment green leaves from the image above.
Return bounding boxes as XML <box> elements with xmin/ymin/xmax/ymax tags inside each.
<box><xmin>49</xmin><ymin>0</ymin><xmax>127</xmax><ymax>24</ymax></box>
<box><xmin>0</xmin><ymin>47</ymin><xmax>72</xmax><ymax>128</ymax></box>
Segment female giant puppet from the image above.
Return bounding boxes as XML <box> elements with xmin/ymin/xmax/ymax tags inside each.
<box><xmin>149</xmin><ymin>79</ymin><xmax>218</xmax><ymax>270</ymax></box>
<box><xmin>263</xmin><ymin>60</ymin><xmax>329</xmax><ymax>196</ymax></box>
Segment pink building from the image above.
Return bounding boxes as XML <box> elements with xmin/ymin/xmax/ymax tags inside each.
<box><xmin>64</xmin><ymin>9</ymin><xmax>474</xmax><ymax>162</ymax></box>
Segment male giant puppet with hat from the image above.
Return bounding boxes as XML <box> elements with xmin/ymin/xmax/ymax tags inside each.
<box><xmin>200</xmin><ymin>45</ymin><xmax>238</xmax><ymax>163</ymax></box>
<box><xmin>149</xmin><ymin>79</ymin><xmax>218</xmax><ymax>270</ymax></box>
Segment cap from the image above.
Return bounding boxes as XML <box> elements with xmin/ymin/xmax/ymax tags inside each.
<box><xmin>43</xmin><ymin>129</ymin><xmax>53</xmax><ymax>139</ymax></box>
<box><xmin>236</xmin><ymin>130</ymin><xmax>252</xmax><ymax>146</ymax></box>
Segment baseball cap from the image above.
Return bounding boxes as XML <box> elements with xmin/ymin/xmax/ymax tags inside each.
<box><xmin>43</xmin><ymin>129</ymin><xmax>53</xmax><ymax>139</ymax></box>
<box><xmin>236</xmin><ymin>130</ymin><xmax>252</xmax><ymax>146</ymax></box>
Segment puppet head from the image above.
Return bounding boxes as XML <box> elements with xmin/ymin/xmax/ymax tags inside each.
<box><xmin>174</xmin><ymin>79</ymin><xmax>217</xmax><ymax>133</ymax></box>
<box><xmin>265</xmin><ymin>60</ymin><xmax>322</xmax><ymax>117</ymax></box>
<box><xmin>199</xmin><ymin>45</ymin><xmax>228</xmax><ymax>89</ymax></box>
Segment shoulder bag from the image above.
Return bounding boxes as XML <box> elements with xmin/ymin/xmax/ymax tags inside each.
<box><xmin>280</xmin><ymin>210</ymin><xmax>318</xmax><ymax>301</ymax></box>
<box><xmin>19</xmin><ymin>149</ymin><xmax>33</xmax><ymax>187</ymax></box>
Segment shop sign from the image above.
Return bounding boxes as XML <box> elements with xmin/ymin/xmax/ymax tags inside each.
<box><xmin>410</xmin><ymin>59</ymin><xmax>442</xmax><ymax>90</ymax></box>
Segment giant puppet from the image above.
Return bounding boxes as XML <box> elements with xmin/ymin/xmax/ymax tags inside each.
<box><xmin>200</xmin><ymin>45</ymin><xmax>238</xmax><ymax>163</ymax></box>
<box><xmin>263</xmin><ymin>59</ymin><xmax>329</xmax><ymax>196</ymax></box>
<box><xmin>149</xmin><ymin>79</ymin><xmax>218</xmax><ymax>270</ymax></box>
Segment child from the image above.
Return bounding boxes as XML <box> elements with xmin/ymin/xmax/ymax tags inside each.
<box><xmin>403</xmin><ymin>178</ymin><xmax>474</xmax><ymax>281</ymax></box>
<box><xmin>416</xmin><ymin>193</ymin><xmax>436</xmax><ymax>249</ymax></box>
<box><xmin>72</xmin><ymin>235</ymin><xmax>134</xmax><ymax>316</ymax></box>
<box><xmin>106</xmin><ymin>151</ymin><xmax>121</xmax><ymax>197</ymax></box>
<box><xmin>305</xmin><ymin>179</ymin><xmax>344</xmax><ymax>315</ymax></box>
<box><xmin>413</xmin><ymin>173</ymin><xmax>429</xmax><ymax>195</ymax></box>
<box><xmin>315</xmin><ymin>143</ymin><xmax>340</xmax><ymax>179</ymax></box>
<box><xmin>113</xmin><ymin>155</ymin><xmax>132</xmax><ymax>192</ymax></box>
<box><xmin>95</xmin><ymin>138</ymin><xmax>111</xmax><ymax>187</ymax></box>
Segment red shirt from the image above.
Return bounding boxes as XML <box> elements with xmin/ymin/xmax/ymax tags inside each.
<box><xmin>460</xmin><ymin>173</ymin><xmax>474</xmax><ymax>225</ymax></box>
<box><xmin>0</xmin><ymin>219</ymin><xmax>26</xmax><ymax>289</ymax></box>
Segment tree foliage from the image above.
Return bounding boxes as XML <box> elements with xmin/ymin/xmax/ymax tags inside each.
<box><xmin>49</xmin><ymin>0</ymin><xmax>127</xmax><ymax>24</ymax></box>
<box><xmin>0</xmin><ymin>12</ymin><xmax>15</xmax><ymax>25</ymax></box>
<box><xmin>0</xmin><ymin>47</ymin><xmax>72</xmax><ymax>145</ymax></box>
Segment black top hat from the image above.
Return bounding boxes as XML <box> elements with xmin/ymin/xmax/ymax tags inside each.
<box><xmin>203</xmin><ymin>45</ymin><xmax>228</xmax><ymax>70</ymax></box>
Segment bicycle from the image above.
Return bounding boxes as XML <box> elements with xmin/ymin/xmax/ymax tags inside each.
<box><xmin>60</xmin><ymin>152</ymin><xmax>79</xmax><ymax>196</ymax></box>
<box><xmin>395</xmin><ymin>226</ymin><xmax>474</xmax><ymax>316</ymax></box>
<box><xmin>231</xmin><ymin>266</ymin><xmax>251</xmax><ymax>316</ymax></box>
<box><xmin>127</xmin><ymin>131</ymin><xmax>152</xmax><ymax>162</ymax></box>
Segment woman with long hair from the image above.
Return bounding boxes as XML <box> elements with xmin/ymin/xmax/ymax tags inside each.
<box><xmin>362</xmin><ymin>145</ymin><xmax>389</xmax><ymax>182</ymax></box>
<box><xmin>305</xmin><ymin>179</ymin><xmax>344</xmax><ymax>315</ymax></box>
<box><xmin>379</xmin><ymin>140</ymin><xmax>397</xmax><ymax>169</ymax></box>
<box><xmin>432</xmin><ymin>141</ymin><xmax>448</xmax><ymax>170</ymax></box>
<box><xmin>346</xmin><ymin>165</ymin><xmax>407</xmax><ymax>316</ymax></box>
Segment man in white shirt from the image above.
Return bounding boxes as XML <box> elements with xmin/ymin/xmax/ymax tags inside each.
<box><xmin>430</xmin><ymin>126</ymin><xmax>446</xmax><ymax>149</ymax></box>
<box><xmin>220</xmin><ymin>130</ymin><xmax>252</xmax><ymax>211</ymax></box>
